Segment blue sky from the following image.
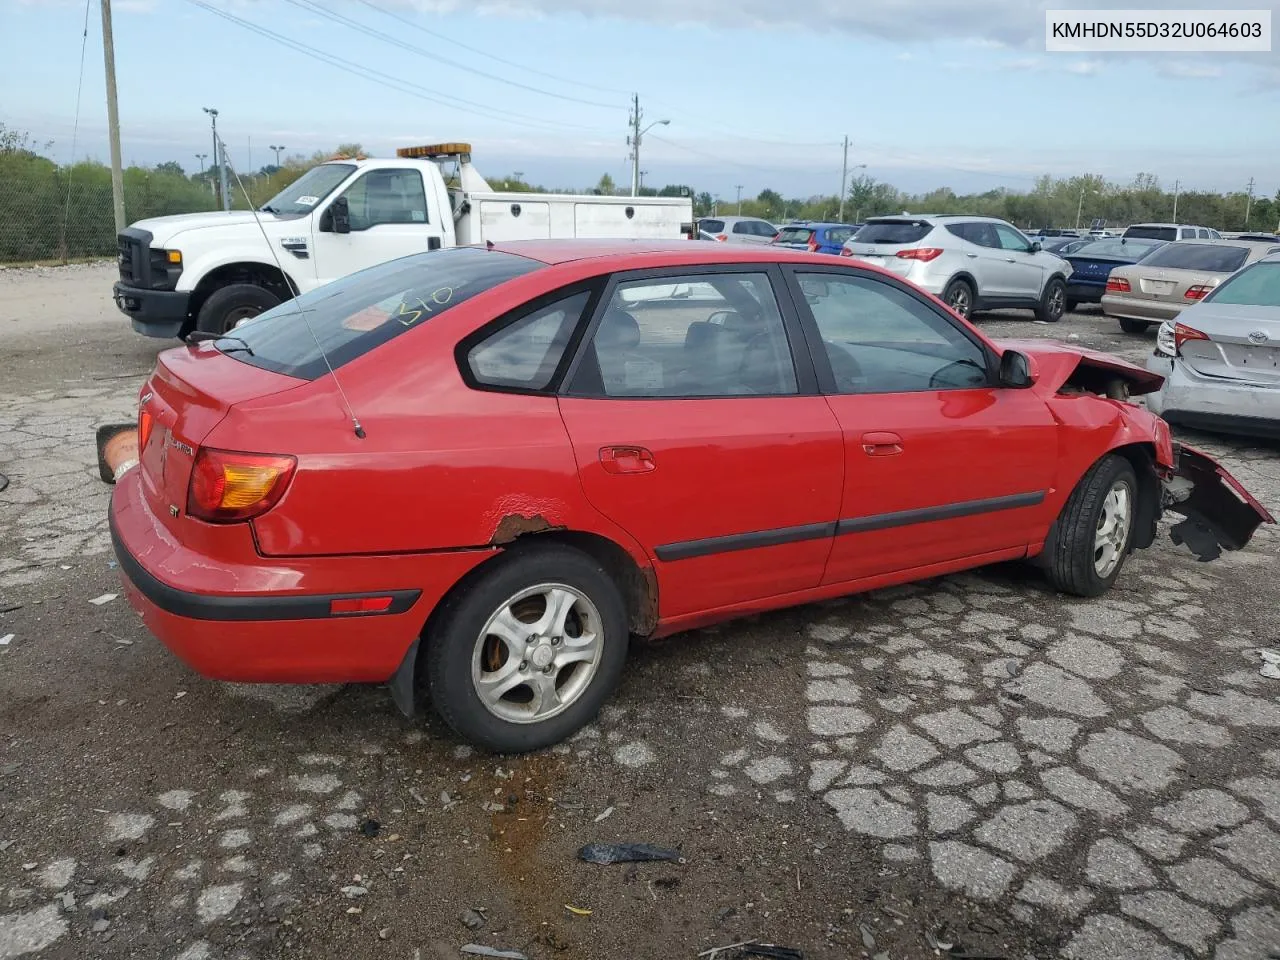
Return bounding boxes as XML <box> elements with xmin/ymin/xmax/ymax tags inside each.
<box><xmin>3</xmin><ymin>0</ymin><xmax>1278</xmax><ymax>198</ymax></box>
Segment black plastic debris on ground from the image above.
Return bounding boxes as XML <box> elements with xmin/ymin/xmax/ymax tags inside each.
<box><xmin>0</xmin><ymin>473</ymin><xmax>8</xmax><ymax>493</ymax></box>
<box><xmin>576</xmin><ymin>842</ymin><xmax>682</xmax><ymax>865</ymax></box>
<box><xmin>358</xmin><ymin>818</ymin><xmax>380</xmax><ymax>838</ymax></box>
<box><xmin>739</xmin><ymin>946</ymin><xmax>803</xmax><ymax>959</ymax></box>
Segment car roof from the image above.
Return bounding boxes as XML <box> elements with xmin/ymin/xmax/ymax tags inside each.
<box><xmin>1127</xmin><ymin>222</ymin><xmax>1211</xmax><ymax>229</ymax></box>
<box><xmin>491</xmin><ymin>239</ymin><xmax>824</xmax><ymax>266</ymax></box>
<box><xmin>866</xmin><ymin>214</ymin><xmax>1006</xmax><ymax>223</ymax></box>
<box><xmin>785</xmin><ymin>221</ymin><xmax>853</xmax><ymax>229</ymax></box>
<box><xmin>702</xmin><ymin>215</ymin><xmax>769</xmax><ymax>223</ymax></box>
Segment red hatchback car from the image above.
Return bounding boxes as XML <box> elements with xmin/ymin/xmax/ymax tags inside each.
<box><xmin>108</xmin><ymin>241</ymin><xmax>1272</xmax><ymax>752</ymax></box>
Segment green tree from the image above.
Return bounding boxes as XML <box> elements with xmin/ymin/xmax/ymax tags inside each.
<box><xmin>595</xmin><ymin>173</ymin><xmax>616</xmax><ymax>195</ymax></box>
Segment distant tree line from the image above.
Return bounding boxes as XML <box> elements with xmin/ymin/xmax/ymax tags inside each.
<box><xmin>2</xmin><ymin>122</ymin><xmax>1275</xmax><ymax>264</ymax></box>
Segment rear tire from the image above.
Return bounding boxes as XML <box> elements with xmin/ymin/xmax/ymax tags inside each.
<box><xmin>195</xmin><ymin>284</ymin><xmax>281</xmax><ymax>337</ymax></box>
<box><xmin>1035</xmin><ymin>277</ymin><xmax>1067</xmax><ymax>323</ymax></box>
<box><xmin>425</xmin><ymin>545</ymin><xmax>630</xmax><ymax>753</ymax></box>
<box><xmin>1044</xmin><ymin>454</ymin><xmax>1138</xmax><ymax>598</ymax></box>
<box><xmin>1119</xmin><ymin>318</ymin><xmax>1151</xmax><ymax>335</ymax></box>
<box><xmin>943</xmin><ymin>278</ymin><xmax>975</xmax><ymax>318</ymax></box>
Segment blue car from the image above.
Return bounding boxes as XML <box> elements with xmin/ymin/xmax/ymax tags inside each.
<box><xmin>773</xmin><ymin>222</ymin><xmax>859</xmax><ymax>255</ymax></box>
<box><xmin>1063</xmin><ymin>237</ymin><xmax>1167</xmax><ymax>309</ymax></box>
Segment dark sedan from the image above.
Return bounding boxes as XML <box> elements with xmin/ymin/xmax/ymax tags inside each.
<box><xmin>1063</xmin><ymin>237</ymin><xmax>1166</xmax><ymax>310</ymax></box>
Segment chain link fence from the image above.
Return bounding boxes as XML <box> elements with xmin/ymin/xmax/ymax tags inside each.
<box><xmin>0</xmin><ymin>159</ymin><xmax>220</xmax><ymax>265</ymax></box>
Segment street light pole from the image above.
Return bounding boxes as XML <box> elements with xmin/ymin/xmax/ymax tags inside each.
<box><xmin>195</xmin><ymin>153</ymin><xmax>207</xmax><ymax>175</ymax></box>
<box><xmin>627</xmin><ymin>94</ymin><xmax>668</xmax><ymax>197</ymax></box>
<box><xmin>100</xmin><ymin>0</ymin><xmax>126</xmax><ymax>233</ymax></box>
<box><xmin>269</xmin><ymin>144</ymin><xmax>286</xmax><ymax>167</ymax></box>
<box><xmin>735</xmin><ymin>184</ymin><xmax>744</xmax><ymax>214</ymax></box>
<box><xmin>1075</xmin><ymin>187</ymin><xmax>1086</xmax><ymax>230</ymax></box>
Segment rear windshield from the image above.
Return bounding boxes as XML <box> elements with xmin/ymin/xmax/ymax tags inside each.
<box><xmin>853</xmin><ymin>220</ymin><xmax>932</xmax><ymax>244</ymax></box>
<box><xmin>1069</xmin><ymin>238</ymin><xmax>1164</xmax><ymax>260</ymax></box>
<box><xmin>1204</xmin><ymin>261</ymin><xmax>1280</xmax><ymax>306</ymax></box>
<box><xmin>699</xmin><ymin>219</ymin><xmax>725</xmax><ymax>234</ymax></box>
<box><xmin>1124</xmin><ymin>226</ymin><xmax>1178</xmax><ymax>241</ymax></box>
<box><xmin>777</xmin><ymin>228</ymin><xmax>814</xmax><ymax>244</ymax></box>
<box><xmin>221</xmin><ymin>247</ymin><xmax>541</xmax><ymax>379</ymax></box>
<box><xmin>260</xmin><ymin>164</ymin><xmax>355</xmax><ymax>216</ymax></box>
<box><xmin>1141</xmin><ymin>243</ymin><xmax>1250</xmax><ymax>273</ymax></box>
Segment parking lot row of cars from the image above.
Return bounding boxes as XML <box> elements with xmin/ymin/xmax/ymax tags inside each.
<box><xmin>693</xmin><ymin>213</ymin><xmax>1280</xmax><ymax>439</ymax></box>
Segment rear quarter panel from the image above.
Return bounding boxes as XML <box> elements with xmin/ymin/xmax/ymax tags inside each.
<box><xmin>220</xmin><ymin>263</ymin><xmax>651</xmax><ymax>565</ymax></box>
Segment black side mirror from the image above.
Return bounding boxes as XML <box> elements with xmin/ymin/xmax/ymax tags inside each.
<box><xmin>1029</xmin><ymin>240</ymin><xmax>1042</xmax><ymax>252</ymax></box>
<box><xmin>327</xmin><ymin>196</ymin><xmax>350</xmax><ymax>234</ymax></box>
<box><xmin>998</xmin><ymin>349</ymin><xmax>1034</xmax><ymax>388</ymax></box>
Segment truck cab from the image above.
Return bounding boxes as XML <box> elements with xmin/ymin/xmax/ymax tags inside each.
<box><xmin>113</xmin><ymin>143</ymin><xmax>694</xmax><ymax>338</ymax></box>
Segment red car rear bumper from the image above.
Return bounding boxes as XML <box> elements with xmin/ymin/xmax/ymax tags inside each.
<box><xmin>109</xmin><ymin>470</ymin><xmax>492</xmax><ymax>684</ymax></box>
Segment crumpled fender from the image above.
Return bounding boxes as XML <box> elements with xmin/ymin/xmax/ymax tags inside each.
<box><xmin>1162</xmin><ymin>443</ymin><xmax>1275</xmax><ymax>561</ymax></box>
<box><xmin>998</xmin><ymin>338</ymin><xmax>1165</xmax><ymax>398</ymax></box>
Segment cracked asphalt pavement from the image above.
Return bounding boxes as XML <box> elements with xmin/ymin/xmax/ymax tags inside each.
<box><xmin>2</xmin><ymin>263</ymin><xmax>1279</xmax><ymax>960</ymax></box>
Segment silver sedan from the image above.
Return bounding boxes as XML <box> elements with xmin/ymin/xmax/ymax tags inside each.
<box><xmin>1145</xmin><ymin>252</ymin><xmax>1280</xmax><ymax>438</ymax></box>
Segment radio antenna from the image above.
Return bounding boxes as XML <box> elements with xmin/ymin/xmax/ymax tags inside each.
<box><xmin>216</xmin><ymin>136</ymin><xmax>366</xmax><ymax>439</ymax></box>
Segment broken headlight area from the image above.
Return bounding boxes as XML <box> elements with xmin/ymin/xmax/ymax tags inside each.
<box><xmin>1160</xmin><ymin>443</ymin><xmax>1275</xmax><ymax>562</ymax></box>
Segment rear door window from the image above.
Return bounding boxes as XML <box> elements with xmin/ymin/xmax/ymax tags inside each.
<box><xmin>223</xmin><ymin>247</ymin><xmax>541</xmax><ymax>379</ymax></box>
<box><xmin>825</xmin><ymin>227</ymin><xmax>855</xmax><ymax>245</ymax></box>
<box><xmin>1140</xmin><ymin>243</ymin><xmax>1251</xmax><ymax>272</ymax></box>
<box><xmin>733</xmin><ymin>221</ymin><xmax>755</xmax><ymax>235</ymax></box>
<box><xmin>853</xmin><ymin>220</ymin><xmax>932</xmax><ymax>244</ymax></box>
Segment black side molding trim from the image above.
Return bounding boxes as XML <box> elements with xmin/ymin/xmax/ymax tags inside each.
<box><xmin>655</xmin><ymin>521</ymin><xmax>836</xmax><ymax>562</ymax></box>
<box><xmin>837</xmin><ymin>491</ymin><xmax>1046</xmax><ymax>536</ymax></box>
<box><xmin>110</xmin><ymin>514</ymin><xmax>420</xmax><ymax>622</ymax></box>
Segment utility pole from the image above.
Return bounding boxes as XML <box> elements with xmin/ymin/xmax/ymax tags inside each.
<box><xmin>1245</xmin><ymin>176</ymin><xmax>1255</xmax><ymax>228</ymax></box>
<box><xmin>100</xmin><ymin>0</ymin><xmax>126</xmax><ymax>233</ymax></box>
<box><xmin>838</xmin><ymin>136</ymin><xmax>849</xmax><ymax>222</ymax></box>
<box><xmin>204</xmin><ymin>107</ymin><xmax>229</xmax><ymax>211</ymax></box>
<box><xmin>269</xmin><ymin>144</ymin><xmax>285</xmax><ymax>167</ymax></box>
<box><xmin>1172</xmin><ymin>179</ymin><xmax>1180</xmax><ymax>222</ymax></box>
<box><xmin>626</xmin><ymin>94</ymin><xmax>668</xmax><ymax>197</ymax></box>
<box><xmin>735</xmin><ymin>184</ymin><xmax>744</xmax><ymax>214</ymax></box>
<box><xmin>1075</xmin><ymin>187</ymin><xmax>1086</xmax><ymax>230</ymax></box>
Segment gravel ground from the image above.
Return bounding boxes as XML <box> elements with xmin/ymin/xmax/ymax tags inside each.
<box><xmin>1</xmin><ymin>264</ymin><xmax>1278</xmax><ymax>960</ymax></box>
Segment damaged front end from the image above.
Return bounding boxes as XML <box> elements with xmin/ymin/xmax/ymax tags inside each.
<box><xmin>1161</xmin><ymin>443</ymin><xmax>1275</xmax><ymax>561</ymax></box>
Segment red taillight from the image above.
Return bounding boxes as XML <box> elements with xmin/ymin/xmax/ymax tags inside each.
<box><xmin>895</xmin><ymin>247</ymin><xmax>943</xmax><ymax>262</ymax></box>
<box><xmin>187</xmin><ymin>448</ymin><xmax>297</xmax><ymax>523</ymax></box>
<box><xmin>839</xmin><ymin>248</ymin><xmax>854</xmax><ymax>257</ymax></box>
<box><xmin>807</xmin><ymin>235</ymin><xmax>819</xmax><ymax>253</ymax></box>
<box><xmin>715</xmin><ymin>234</ymin><xmax>727</xmax><ymax>242</ymax></box>
<box><xmin>1184</xmin><ymin>285</ymin><xmax>1212</xmax><ymax>300</ymax></box>
<box><xmin>330</xmin><ymin>596</ymin><xmax>395</xmax><ymax>615</ymax></box>
<box><xmin>1106</xmin><ymin>277</ymin><xmax>1131</xmax><ymax>293</ymax></box>
<box><xmin>138</xmin><ymin>408</ymin><xmax>154</xmax><ymax>452</ymax></box>
<box><xmin>1173</xmin><ymin>322</ymin><xmax>1209</xmax><ymax>355</ymax></box>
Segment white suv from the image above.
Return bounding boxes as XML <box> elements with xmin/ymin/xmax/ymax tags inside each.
<box><xmin>840</xmin><ymin>215</ymin><xmax>1073</xmax><ymax>322</ymax></box>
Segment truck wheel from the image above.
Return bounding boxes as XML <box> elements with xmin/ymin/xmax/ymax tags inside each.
<box><xmin>1044</xmin><ymin>454</ymin><xmax>1138</xmax><ymax>598</ymax></box>
<box><xmin>195</xmin><ymin>284</ymin><xmax>281</xmax><ymax>337</ymax></box>
<box><xmin>1119</xmin><ymin>318</ymin><xmax>1150</xmax><ymax>334</ymax></box>
<box><xmin>425</xmin><ymin>545</ymin><xmax>630</xmax><ymax>753</ymax></box>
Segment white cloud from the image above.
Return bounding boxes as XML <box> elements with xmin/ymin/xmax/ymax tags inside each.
<box><xmin>1159</xmin><ymin>61</ymin><xmax>1224</xmax><ymax>79</ymax></box>
<box><xmin>1064</xmin><ymin>59</ymin><xmax>1103</xmax><ymax>75</ymax></box>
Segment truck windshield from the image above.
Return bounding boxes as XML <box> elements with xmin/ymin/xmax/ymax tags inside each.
<box><xmin>260</xmin><ymin>164</ymin><xmax>355</xmax><ymax>216</ymax></box>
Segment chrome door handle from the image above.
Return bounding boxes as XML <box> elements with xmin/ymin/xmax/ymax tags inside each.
<box><xmin>966</xmin><ymin>253</ymin><xmax>978</xmax><ymax>259</ymax></box>
<box><xmin>1005</xmin><ymin>257</ymin><xmax>1016</xmax><ymax>262</ymax></box>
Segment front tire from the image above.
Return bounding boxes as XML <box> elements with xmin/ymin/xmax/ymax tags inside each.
<box><xmin>1119</xmin><ymin>318</ymin><xmax>1151</xmax><ymax>335</ymax></box>
<box><xmin>1044</xmin><ymin>454</ymin><xmax>1138</xmax><ymax>597</ymax></box>
<box><xmin>425</xmin><ymin>545</ymin><xmax>630</xmax><ymax>753</ymax></box>
<box><xmin>194</xmin><ymin>283</ymin><xmax>281</xmax><ymax>337</ymax></box>
<box><xmin>943</xmin><ymin>278</ymin><xmax>975</xmax><ymax>318</ymax></box>
<box><xmin>1035</xmin><ymin>277</ymin><xmax>1067</xmax><ymax>323</ymax></box>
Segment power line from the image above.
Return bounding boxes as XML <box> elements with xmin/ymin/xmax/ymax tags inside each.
<box><xmin>648</xmin><ymin>134</ymin><xmax>838</xmax><ymax>177</ymax></box>
<box><xmin>182</xmin><ymin>0</ymin><xmax>612</xmax><ymax>135</ymax></box>
<box><xmin>354</xmin><ymin>0</ymin><xmax>631</xmax><ymax>97</ymax></box>
<box><xmin>284</xmin><ymin>0</ymin><xmax>622</xmax><ymax>110</ymax></box>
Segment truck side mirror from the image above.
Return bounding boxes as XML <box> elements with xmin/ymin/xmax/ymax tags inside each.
<box><xmin>325</xmin><ymin>196</ymin><xmax>350</xmax><ymax>234</ymax></box>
